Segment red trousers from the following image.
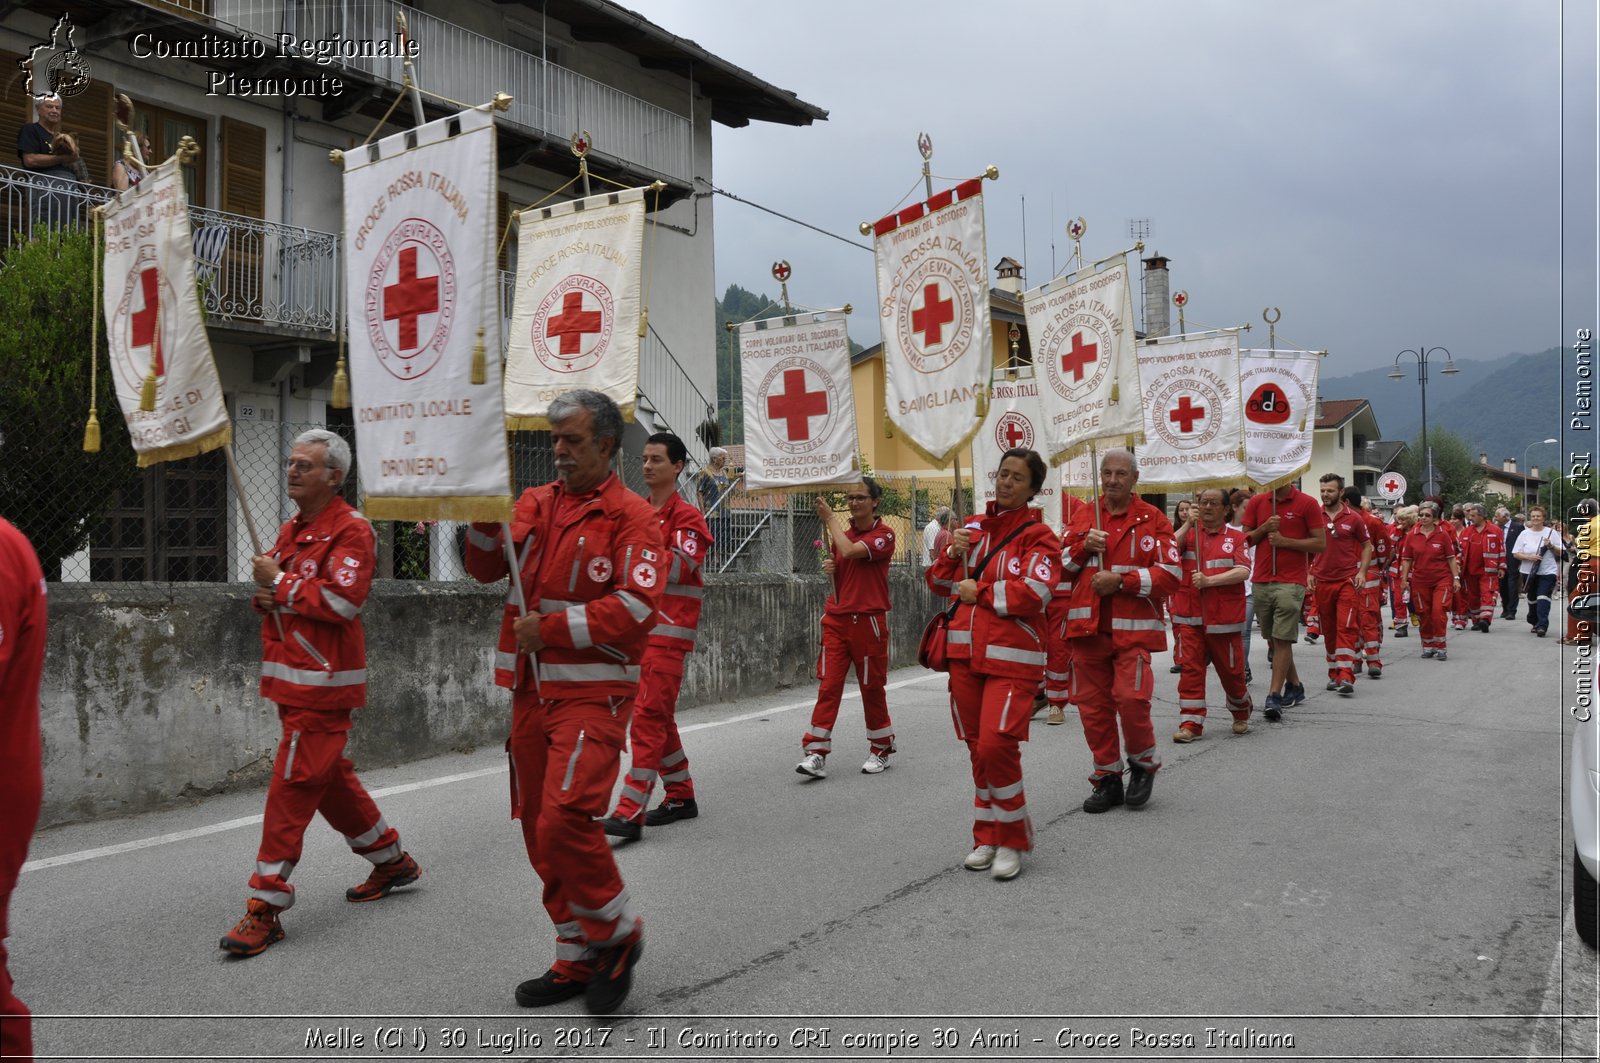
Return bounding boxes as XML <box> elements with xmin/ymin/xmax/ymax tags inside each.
<box><xmin>1411</xmin><ymin>580</ymin><xmax>1452</xmax><ymax>653</ymax></box>
<box><xmin>1357</xmin><ymin>581</ymin><xmax>1384</xmax><ymax>672</ymax></box>
<box><xmin>612</xmin><ymin>649</ymin><xmax>694</xmax><ymax>822</ymax></box>
<box><xmin>1175</xmin><ymin>629</ymin><xmax>1252</xmax><ymax>733</ymax></box>
<box><xmin>947</xmin><ymin>663</ymin><xmax>1035</xmax><ymax>851</ymax></box>
<box><xmin>1313</xmin><ymin>581</ymin><xmax>1361</xmax><ymax>684</ymax></box>
<box><xmin>1388</xmin><ymin>569</ymin><xmax>1410</xmax><ymax>625</ymax></box>
<box><xmin>0</xmin><ymin>752</ymin><xmax>40</xmax><ymax>1063</ymax></box>
<box><xmin>1070</xmin><ymin>634</ymin><xmax>1160</xmax><ymax>782</ymax></box>
<box><xmin>248</xmin><ymin>706</ymin><xmax>400</xmax><ymax>910</ymax></box>
<box><xmin>1302</xmin><ymin>593</ymin><xmax>1321</xmax><ymax>637</ymax></box>
<box><xmin>1042</xmin><ymin>596</ymin><xmax>1073</xmax><ymax>707</ymax></box>
<box><xmin>803</xmin><ymin>612</ymin><xmax>894</xmax><ymax>757</ymax></box>
<box><xmin>1463</xmin><ymin>571</ymin><xmax>1499</xmax><ymax>627</ymax></box>
<box><xmin>509</xmin><ymin>690</ymin><xmax>638</xmax><ymax>979</ymax></box>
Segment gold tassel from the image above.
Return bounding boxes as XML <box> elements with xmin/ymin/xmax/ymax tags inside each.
<box><xmin>140</xmin><ymin>364</ymin><xmax>158</xmax><ymax>412</ymax></box>
<box><xmin>1110</xmin><ymin>379</ymin><xmax>1120</xmax><ymax>404</ymax></box>
<box><xmin>638</xmin><ymin>307</ymin><xmax>648</xmax><ymax>338</ymax></box>
<box><xmin>470</xmin><ymin>328</ymin><xmax>486</xmax><ymax>385</ymax></box>
<box><xmin>83</xmin><ymin>407</ymin><xmax>101</xmax><ymax>453</ymax></box>
<box><xmin>330</xmin><ymin>355</ymin><xmax>351</xmax><ymax>409</ymax></box>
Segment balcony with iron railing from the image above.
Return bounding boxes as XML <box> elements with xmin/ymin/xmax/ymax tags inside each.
<box><xmin>181</xmin><ymin>0</ymin><xmax>694</xmax><ymax>184</ymax></box>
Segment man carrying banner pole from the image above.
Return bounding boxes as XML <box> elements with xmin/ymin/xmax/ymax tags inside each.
<box><xmin>1242</xmin><ymin>482</ymin><xmax>1326</xmax><ymax>719</ymax></box>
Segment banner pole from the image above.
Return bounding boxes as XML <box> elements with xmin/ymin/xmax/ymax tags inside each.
<box><xmin>225</xmin><ymin>441</ymin><xmax>285</xmax><ymax>641</ymax></box>
<box><xmin>918</xmin><ymin>132</ymin><xmax>967</xmax><ymax>520</ymax></box>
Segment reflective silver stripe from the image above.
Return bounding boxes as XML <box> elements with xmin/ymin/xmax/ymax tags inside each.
<box><xmin>947</xmin><ymin>629</ymin><xmax>972</xmax><ymax>644</ymax></box>
<box><xmin>1178</xmin><ymin>710</ymin><xmax>1206</xmax><ymax>724</ymax></box>
<box><xmin>569</xmin><ymin>537</ymin><xmax>585</xmax><ymax>592</ymax></box>
<box><xmin>570</xmin><ymin>887</ymin><xmax>632</xmax><ymax>924</ymax></box>
<box><xmin>993</xmin><ymin>804</ymin><xmax>1030</xmax><ymax>823</ymax></box>
<box><xmin>1205</xmin><ymin>559</ymin><xmax>1235</xmax><ymax>570</ymax></box>
<box><xmin>1067</xmin><ymin>607</ymin><xmax>1094</xmax><ymax>621</ymax></box>
<box><xmin>538</xmin><ymin>663</ymin><xmax>640</xmax><ymax>683</ymax></box>
<box><xmin>1138</xmin><ymin>570</ymin><xmax>1152</xmax><ymax>596</ymax></box>
<box><xmin>1179</xmin><ymin>698</ymin><xmax>1207</xmax><ymax>709</ymax></box>
<box><xmin>672</xmin><ymin>547</ymin><xmax>702</xmax><ymax>573</ymax></box>
<box><xmin>248</xmin><ymin>887</ymin><xmax>295</xmax><ymax>909</ymax></box>
<box><xmin>660</xmin><ymin>767</ymin><xmax>690</xmax><ymax>783</ymax></box>
<box><xmin>262</xmin><ymin>661</ymin><xmax>367</xmax><ymax>687</ymax></box>
<box><xmin>364</xmin><ymin>841</ymin><xmax>402</xmax><ymax>865</ymax></box>
<box><xmin>664</xmin><ymin>583</ymin><xmax>704</xmax><ymax>599</ymax></box>
<box><xmin>866</xmin><ymin>725</ymin><xmax>894</xmax><ymax>739</ymax></box>
<box><xmin>292</xmin><ymin>631</ymin><xmax>331</xmax><ymax>670</ymax></box>
<box><xmin>320</xmin><ymin>586</ymin><xmax>361</xmax><ymax>619</ymax></box>
<box><xmin>283</xmin><ymin>731</ymin><xmax>300</xmax><ymax>779</ymax></box>
<box><xmin>285</xmin><ymin>579</ymin><xmax>301</xmax><ymax>609</ymax></box>
<box><xmin>1111</xmin><ymin>564</ymin><xmax>1139</xmax><ymax>573</ymax></box>
<box><xmin>986</xmin><ymin>645</ymin><xmax>1047</xmax><ymax>666</ymax></box>
<box><xmin>1062</xmin><ymin>559</ymin><xmax>1083</xmax><ymax>574</ymax></box>
<box><xmin>661</xmin><ymin>749</ymin><xmax>687</xmax><ymax>768</ymax></box>
<box><xmin>973</xmin><ymin>806</ymin><xmax>997</xmax><ymax>821</ymax></box>
<box><xmin>466</xmin><ymin>526</ymin><xmax>499</xmax><ymax>551</ymax></box>
<box><xmin>807</xmin><ymin>725</ymin><xmax>832</xmax><ymax>739</ymax></box>
<box><xmin>1044</xmin><ymin>670</ymin><xmax>1070</xmax><ymax>681</ymax></box>
<box><xmin>654</xmin><ymin>625</ymin><xmax>698</xmax><ymax>643</ymax></box>
<box><xmin>567</xmin><ymin>606</ymin><xmax>593</xmax><ymax>649</ymax></box>
<box><xmin>495</xmin><ymin>650</ymin><xmax>517</xmax><ymax>672</ymax></box>
<box><xmin>993</xmin><ymin>582</ymin><xmax>1009</xmax><ymax>614</ymax></box>
<box><xmin>555</xmin><ymin>940</ymin><xmax>592</xmax><ymax>961</ymax></box>
<box><xmin>346</xmin><ymin>817</ymin><xmax>390</xmax><ymax>849</ymax></box>
<box><xmin>1182</xmin><ymin>551</ymin><xmax>1198</xmax><ymax>560</ymax></box>
<box><xmin>1023</xmin><ymin>578</ymin><xmax>1052</xmax><ymax>606</ymax></box>
<box><xmin>1095</xmin><ymin>759</ymin><xmax>1124</xmax><ymax>773</ymax></box>
<box><xmin>669</xmin><ymin>556</ymin><xmax>683</xmax><ymax>584</ymax></box>
<box><xmin>990</xmin><ymin>779</ymin><xmax>1024</xmax><ymax>801</ymax></box>
<box><xmin>616</xmin><ymin>591</ymin><xmax>653</xmax><ymax>622</ymax></box>
<box><xmin>1111</xmin><ymin>617</ymin><xmax>1166</xmax><ymax>632</ymax></box>
<box><xmin>1172</xmin><ymin>615</ymin><xmax>1202</xmax><ymax>626</ymax></box>
<box><xmin>554</xmin><ymin>919</ymin><xmax>583</xmax><ymax>940</ymax></box>
<box><xmin>255</xmin><ymin>859</ymin><xmax>295</xmax><ymax>879</ymax></box>
<box><xmin>931</xmin><ymin>577</ymin><xmax>957</xmax><ymax>592</ymax></box>
<box><xmin>560</xmin><ymin>730</ymin><xmax>585</xmax><ymax>791</ymax></box>
<box><xmin>1205</xmin><ymin>622</ymin><xmax>1248</xmax><ymax>634</ymax></box>
<box><xmin>1157</xmin><ymin>564</ymin><xmax>1184</xmax><ymax>577</ymax></box>
<box><xmin>950</xmin><ymin>695</ymin><xmax>967</xmax><ymax>741</ymax></box>
<box><xmin>540</xmin><ymin>598</ymin><xmax>579</xmax><ymax>612</ymax></box>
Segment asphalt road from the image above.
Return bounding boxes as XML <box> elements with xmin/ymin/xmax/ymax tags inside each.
<box><xmin>12</xmin><ymin>604</ymin><xmax>1597</xmax><ymax>1062</ymax></box>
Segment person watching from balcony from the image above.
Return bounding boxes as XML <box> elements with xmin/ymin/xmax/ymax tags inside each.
<box><xmin>110</xmin><ymin>133</ymin><xmax>154</xmax><ymax>193</ymax></box>
<box><xmin>16</xmin><ymin>94</ymin><xmax>84</xmax><ymax>228</ymax></box>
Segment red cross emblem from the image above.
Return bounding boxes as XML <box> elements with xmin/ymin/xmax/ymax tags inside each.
<box><xmin>1173</xmin><ymin>291</ymin><xmax>1188</xmax><ymax>308</ymax></box>
<box><xmin>546</xmin><ymin>290</ymin><xmax>604</xmax><ymax>363</ymax></box>
<box><xmin>130</xmin><ymin>266</ymin><xmax>164</xmax><ymax>376</ymax></box>
<box><xmin>995</xmin><ymin>411</ymin><xmax>1033</xmax><ymax>451</ymax></box>
<box><xmin>1168</xmin><ymin>394</ymin><xmax>1206</xmax><ymax>433</ymax></box>
<box><xmin>1003</xmin><ymin>420</ymin><xmax>1028</xmax><ymax>448</ymax></box>
<box><xmin>383</xmin><ymin>246</ymin><xmax>439</xmax><ymax>352</ymax></box>
<box><xmin>772</xmin><ymin>260</ymin><xmax>791</xmax><ymax>283</ymax></box>
<box><xmin>1068</xmin><ymin>219</ymin><xmax>1085</xmax><ymax>239</ymax></box>
<box><xmin>365</xmin><ymin>219</ymin><xmax>456</xmax><ymax>380</ymax></box>
<box><xmin>1384</xmin><ymin>478</ymin><xmax>1401</xmax><ymax>494</ymax></box>
<box><xmin>532</xmin><ymin>275</ymin><xmax>615</xmax><ymax>373</ymax></box>
<box><xmin>910</xmin><ymin>281</ymin><xmax>956</xmax><ymax>348</ymax></box>
<box><xmin>766</xmin><ymin>368</ymin><xmax>829</xmax><ymax>442</ymax></box>
<box><xmin>1061</xmin><ymin>331</ymin><xmax>1098</xmax><ymax>382</ymax></box>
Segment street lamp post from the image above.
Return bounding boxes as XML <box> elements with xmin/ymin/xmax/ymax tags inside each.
<box><xmin>1389</xmin><ymin>346</ymin><xmax>1459</xmax><ymax>499</ymax></box>
<box><xmin>1523</xmin><ymin>437</ymin><xmax>1558</xmax><ymax>513</ymax></box>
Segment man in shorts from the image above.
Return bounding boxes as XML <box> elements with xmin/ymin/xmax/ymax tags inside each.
<box><xmin>1242</xmin><ymin>481</ymin><xmax>1326</xmax><ymax>720</ymax></box>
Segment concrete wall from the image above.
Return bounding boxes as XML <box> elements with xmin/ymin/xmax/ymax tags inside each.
<box><xmin>39</xmin><ymin>571</ymin><xmax>941</xmax><ymax>828</ymax></box>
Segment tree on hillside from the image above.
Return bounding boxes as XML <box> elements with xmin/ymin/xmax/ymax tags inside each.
<box><xmin>1540</xmin><ymin>471</ymin><xmax>1598</xmax><ymax>524</ymax></box>
<box><xmin>0</xmin><ymin>229</ymin><xmax>136</xmax><ymax>579</ymax></box>
<box><xmin>1395</xmin><ymin>427</ymin><xmax>1485</xmax><ymax>506</ymax></box>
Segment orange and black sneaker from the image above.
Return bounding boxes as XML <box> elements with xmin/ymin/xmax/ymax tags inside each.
<box><xmin>345</xmin><ymin>851</ymin><xmax>421</xmax><ymax>902</ymax></box>
<box><xmin>585</xmin><ymin>921</ymin><xmax>643</xmax><ymax>1015</ymax></box>
<box><xmin>220</xmin><ymin>899</ymin><xmax>285</xmax><ymax>957</ymax></box>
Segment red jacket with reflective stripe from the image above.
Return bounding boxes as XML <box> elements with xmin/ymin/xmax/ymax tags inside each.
<box><xmin>925</xmin><ymin>504</ymin><xmax>1059</xmax><ymax>679</ymax></box>
<box><xmin>1062</xmin><ymin>496</ymin><xmax>1181</xmax><ymax>650</ymax></box>
<box><xmin>649</xmin><ymin>492</ymin><xmax>711</xmax><ymax>652</ymax></box>
<box><xmin>257</xmin><ymin>497</ymin><xmax>373</xmax><ymax>709</ymax></box>
<box><xmin>1460</xmin><ymin>522</ymin><xmax>1505</xmax><ymax>576</ymax></box>
<box><xmin>1169</xmin><ymin>523</ymin><xmax>1249</xmax><ymax>630</ymax></box>
<box><xmin>465</xmin><ymin>474</ymin><xmax>665</xmax><ymax>698</ymax></box>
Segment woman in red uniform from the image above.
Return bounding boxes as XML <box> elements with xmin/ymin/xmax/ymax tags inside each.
<box><xmin>925</xmin><ymin>449</ymin><xmax>1059</xmax><ymax>881</ymax></box>
<box><xmin>1399</xmin><ymin>501</ymin><xmax>1461</xmax><ymax>660</ymax></box>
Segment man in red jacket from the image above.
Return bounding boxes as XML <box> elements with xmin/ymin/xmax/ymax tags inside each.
<box><xmin>1062</xmin><ymin>449</ymin><xmax>1181</xmax><ymax>812</ymax></box>
<box><xmin>221</xmin><ymin>430</ymin><xmax>420</xmax><ymax>959</ymax></box>
<box><xmin>1308</xmin><ymin>474</ymin><xmax>1371</xmax><ymax>697</ymax></box>
<box><xmin>1461</xmin><ymin>503</ymin><xmax>1505</xmax><ymax>632</ymax></box>
<box><xmin>1344</xmin><ymin>488</ymin><xmax>1390</xmax><ymax>678</ymax></box>
<box><xmin>796</xmin><ymin>478</ymin><xmax>897</xmax><ymax>778</ymax></box>
<box><xmin>1169</xmin><ymin>488</ymin><xmax>1253</xmax><ymax>741</ymax></box>
<box><xmin>0</xmin><ymin>519</ymin><xmax>46</xmax><ymax>1062</ymax></box>
<box><xmin>603</xmin><ymin>432</ymin><xmax>711</xmax><ymax>841</ymax></box>
<box><xmin>464</xmin><ymin>390</ymin><xmax>664</xmax><ymax>1016</ymax></box>
<box><xmin>1041</xmin><ymin>494</ymin><xmax>1087</xmax><ymax>726</ymax></box>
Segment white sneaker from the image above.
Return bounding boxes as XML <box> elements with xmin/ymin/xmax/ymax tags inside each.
<box><xmin>861</xmin><ymin>753</ymin><xmax>889</xmax><ymax>774</ymax></box>
<box><xmin>795</xmin><ymin>753</ymin><xmax>827</xmax><ymax>779</ymax></box>
<box><xmin>991</xmin><ymin>846</ymin><xmax>1023</xmax><ymax>880</ymax></box>
<box><xmin>963</xmin><ymin>845</ymin><xmax>996</xmax><ymax>871</ymax></box>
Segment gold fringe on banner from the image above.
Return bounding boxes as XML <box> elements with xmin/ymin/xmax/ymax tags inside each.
<box><xmin>330</xmin><ymin>356</ymin><xmax>351</xmax><ymax>409</ymax></box>
<box><xmin>85</xmin><ymin>208</ymin><xmax>102</xmax><ymax>453</ymax></box>
<box><xmin>135</xmin><ymin>423</ymin><xmax>233</xmax><ymax>468</ymax></box>
<box><xmin>1247</xmin><ymin>464</ymin><xmax>1312</xmax><ymax>493</ymax></box>
<box><xmin>470</xmin><ymin>328</ymin><xmax>486</xmax><ymax>385</ymax></box>
<box><xmin>507</xmin><ymin>400</ymin><xmax>636</xmax><ymax>433</ymax></box>
<box><xmin>363</xmin><ymin>495</ymin><xmax>514</xmax><ymax>523</ymax></box>
<box><xmin>1144</xmin><ymin>474</ymin><xmax>1251</xmax><ymax>496</ymax></box>
<box><xmin>1049</xmin><ymin>431</ymin><xmax>1143</xmax><ymax>469</ymax></box>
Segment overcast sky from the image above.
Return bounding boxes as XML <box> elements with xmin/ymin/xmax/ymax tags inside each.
<box><xmin>631</xmin><ymin>0</ymin><xmax>1595</xmax><ymax>375</ymax></box>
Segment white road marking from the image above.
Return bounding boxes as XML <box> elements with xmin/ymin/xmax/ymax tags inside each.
<box><xmin>24</xmin><ymin>672</ymin><xmax>946</xmax><ymax>873</ymax></box>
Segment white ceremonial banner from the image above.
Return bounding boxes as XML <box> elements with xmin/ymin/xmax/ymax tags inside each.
<box><xmin>342</xmin><ymin>106</ymin><xmax>511</xmax><ymax>522</ymax></box>
<box><xmin>101</xmin><ymin>159</ymin><xmax>231</xmax><ymax>467</ymax></box>
<box><xmin>504</xmin><ymin>187</ymin><xmax>645</xmax><ymax>428</ymax></box>
<box><xmin>740</xmin><ymin>311</ymin><xmax>861</xmax><ymax>492</ymax></box>
<box><xmin>973</xmin><ymin>372</ymin><xmax>1059</xmax><ymax>525</ymax></box>
<box><xmin>1059</xmin><ymin>450</ymin><xmax>1098</xmax><ymax>498</ymax></box>
<box><xmin>1136</xmin><ymin>332</ymin><xmax>1245</xmax><ymax>489</ymax></box>
<box><xmin>1238</xmin><ymin>349</ymin><xmax>1321</xmax><ymax>490</ymax></box>
<box><xmin>872</xmin><ymin>178</ymin><xmax>990</xmax><ymax>464</ymax></box>
<box><xmin>1024</xmin><ymin>254</ymin><xmax>1143</xmax><ymax>465</ymax></box>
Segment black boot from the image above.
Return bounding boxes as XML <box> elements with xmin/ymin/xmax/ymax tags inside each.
<box><xmin>1082</xmin><ymin>773</ymin><xmax>1125</xmax><ymax>813</ymax></box>
<box><xmin>1125</xmin><ymin>764</ymin><xmax>1155</xmax><ymax>809</ymax></box>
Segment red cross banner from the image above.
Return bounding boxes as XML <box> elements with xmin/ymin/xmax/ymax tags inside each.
<box><xmin>738</xmin><ymin>310</ymin><xmax>861</xmax><ymax>492</ymax></box>
<box><xmin>871</xmin><ymin>179</ymin><xmax>991</xmax><ymax>464</ymax></box>
<box><xmin>99</xmin><ymin>159</ymin><xmax>231</xmax><ymax>467</ymax></box>
<box><xmin>1022</xmin><ymin>254</ymin><xmax>1143</xmax><ymax>465</ymax></box>
<box><xmin>504</xmin><ymin>187</ymin><xmax>646</xmax><ymax>428</ymax></box>
<box><xmin>1237</xmin><ymin>348</ymin><xmax>1322</xmax><ymax>490</ymax></box>
<box><xmin>972</xmin><ymin>373</ymin><xmax>1060</xmax><ymax>525</ymax></box>
<box><xmin>1134</xmin><ymin>332</ymin><xmax>1245</xmax><ymax>489</ymax></box>
<box><xmin>341</xmin><ymin>106</ymin><xmax>511</xmax><ymax>521</ymax></box>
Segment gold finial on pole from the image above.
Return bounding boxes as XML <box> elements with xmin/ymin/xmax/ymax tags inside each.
<box><xmin>1067</xmin><ymin>216</ymin><xmax>1087</xmax><ymax>271</ymax></box>
<box><xmin>328</xmin><ymin>148</ymin><xmax>345</xmax><ymax>166</ymax></box>
<box><xmin>983</xmin><ymin>164</ymin><xmax>999</xmax><ymax>181</ymax></box>
<box><xmin>491</xmin><ymin>92</ymin><xmax>513</xmax><ymax>112</ymax></box>
<box><xmin>1263</xmin><ymin>307</ymin><xmax>1281</xmax><ymax>352</ymax></box>
<box><xmin>858</xmin><ymin>221</ymin><xmax>873</xmax><ymax>236</ymax></box>
<box><xmin>176</xmin><ymin>135</ymin><xmax>200</xmax><ymax>164</ymax></box>
<box><xmin>1007</xmin><ymin>323</ymin><xmax>1021</xmax><ymax>376</ymax></box>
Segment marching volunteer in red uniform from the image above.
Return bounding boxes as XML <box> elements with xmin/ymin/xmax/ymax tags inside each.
<box><xmin>1387</xmin><ymin>506</ymin><xmax>1417</xmax><ymax>634</ymax></box>
<box><xmin>1243</xmin><ymin>480</ymin><xmax>1326</xmax><ymax>720</ymax></box>
<box><xmin>796</xmin><ymin>478</ymin><xmax>897</xmax><ymax>779</ymax></box>
<box><xmin>1062</xmin><ymin>449</ymin><xmax>1181</xmax><ymax>813</ymax></box>
<box><xmin>464</xmin><ymin>390</ymin><xmax>664</xmax><ymax>1015</ymax></box>
<box><xmin>926</xmin><ymin>449</ymin><xmax>1058</xmax><ymax>880</ymax></box>
<box><xmin>1398</xmin><ymin>501</ymin><xmax>1461</xmax><ymax>660</ymax></box>
<box><xmin>1169</xmin><ymin>488</ymin><xmax>1253</xmax><ymax>741</ymax></box>
<box><xmin>602</xmin><ymin>433</ymin><xmax>710</xmax><ymax>841</ymax></box>
<box><xmin>1460</xmin><ymin>503</ymin><xmax>1505</xmax><ymax>632</ymax></box>
<box><xmin>1345</xmin><ymin>489</ymin><xmax>1390</xmax><ymax>677</ymax></box>
<box><xmin>221</xmin><ymin>430</ymin><xmax>420</xmax><ymax>959</ymax></box>
<box><xmin>1308</xmin><ymin>474</ymin><xmax>1371</xmax><ymax>696</ymax></box>
<box><xmin>0</xmin><ymin>519</ymin><xmax>45</xmax><ymax>1062</ymax></box>
<box><xmin>1042</xmin><ymin>493</ymin><xmax>1087</xmax><ymax>726</ymax></box>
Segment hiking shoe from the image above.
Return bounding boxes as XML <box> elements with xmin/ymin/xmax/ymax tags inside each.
<box><xmin>643</xmin><ymin>799</ymin><xmax>698</xmax><ymax>826</ymax></box>
<box><xmin>1245</xmin><ymin>667</ymin><xmax>1254</xmax><ymax>682</ymax></box>
<box><xmin>1046</xmin><ymin>705</ymin><xmax>1066</xmax><ymax>725</ymax></box>
<box><xmin>585</xmin><ymin>923</ymin><xmax>643</xmax><ymax>1015</ymax></box>
<box><xmin>1125</xmin><ymin>765</ymin><xmax>1154</xmax><ymax>809</ymax></box>
<box><xmin>1303</xmin><ymin>633</ymin><xmax>1320</xmax><ymax>643</ymax></box>
<box><xmin>1394</xmin><ymin>625</ymin><xmax>1408</xmax><ymax>637</ymax></box>
<box><xmin>1232</xmin><ymin>718</ymin><xmax>1250</xmax><ymax>735</ymax></box>
<box><xmin>861</xmin><ymin>753</ymin><xmax>889</xmax><ymax>775</ymax></box>
<box><xmin>516</xmin><ymin>967</ymin><xmax>588</xmax><ymax>1007</ymax></box>
<box><xmin>220</xmin><ymin>899</ymin><xmax>284</xmax><ymax>957</ymax></box>
<box><xmin>963</xmin><ymin>844</ymin><xmax>996</xmax><ymax>871</ymax></box>
<box><xmin>602</xmin><ymin>816</ymin><xmax>642</xmax><ymax>842</ymax></box>
<box><xmin>1172</xmin><ymin>724</ymin><xmax>1202</xmax><ymax>744</ymax></box>
<box><xmin>1435</xmin><ymin>651</ymin><xmax>1448</xmax><ymax>661</ymax></box>
<box><xmin>1285</xmin><ymin>682</ymin><xmax>1307</xmax><ymax>706</ymax></box>
<box><xmin>1367</xmin><ymin>666</ymin><xmax>1382</xmax><ymax>679</ymax></box>
<box><xmin>795</xmin><ymin>753</ymin><xmax>827</xmax><ymax>779</ymax></box>
<box><xmin>1326</xmin><ymin>680</ymin><xmax>1338</xmax><ymax>691</ymax></box>
<box><xmin>1082</xmin><ymin>774</ymin><xmax>1125</xmax><ymax>813</ymax></box>
<box><xmin>346</xmin><ymin>851</ymin><xmax>421</xmax><ymax>902</ymax></box>
<box><xmin>990</xmin><ymin>847</ymin><xmax>1023</xmax><ymax>880</ymax></box>
<box><xmin>1262</xmin><ymin>693</ymin><xmax>1284</xmax><ymax>721</ymax></box>
<box><xmin>1336</xmin><ymin>680</ymin><xmax>1355</xmax><ymax>696</ymax></box>
<box><xmin>1169</xmin><ymin>664</ymin><xmax>1181</xmax><ymax>674</ymax></box>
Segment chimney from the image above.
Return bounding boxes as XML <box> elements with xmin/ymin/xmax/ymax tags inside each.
<box><xmin>1503</xmin><ymin>458</ymin><xmax>1517</xmax><ymax>473</ymax></box>
<box><xmin>994</xmin><ymin>257</ymin><xmax>1023</xmax><ymax>295</ymax></box>
<box><xmin>1530</xmin><ymin>465</ymin><xmax>1541</xmax><ymax>481</ymax></box>
<box><xmin>1478</xmin><ymin>452</ymin><xmax>1488</xmax><ymax>465</ymax></box>
<box><xmin>1142</xmin><ymin>253</ymin><xmax>1170</xmax><ymax>337</ymax></box>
